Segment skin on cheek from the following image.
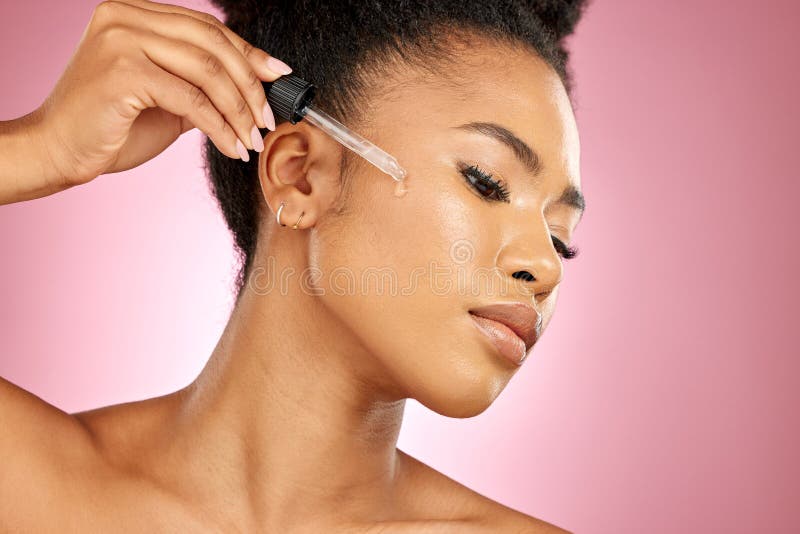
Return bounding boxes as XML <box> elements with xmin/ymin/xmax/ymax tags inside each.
<box><xmin>309</xmin><ymin>136</ymin><xmax>518</xmax><ymax>411</ymax></box>
<box><xmin>305</xmin><ymin>53</ymin><xmax>579</xmax><ymax>413</ymax></box>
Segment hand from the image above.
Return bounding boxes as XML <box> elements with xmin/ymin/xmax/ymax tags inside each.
<box><xmin>30</xmin><ymin>0</ymin><xmax>291</xmax><ymax>189</ymax></box>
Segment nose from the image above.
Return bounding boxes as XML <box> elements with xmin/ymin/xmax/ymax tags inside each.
<box><xmin>497</xmin><ymin>232</ymin><xmax>563</xmax><ymax>300</ymax></box>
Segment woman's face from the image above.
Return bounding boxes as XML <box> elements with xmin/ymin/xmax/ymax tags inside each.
<box><xmin>264</xmin><ymin>44</ymin><xmax>583</xmax><ymax>417</ymax></box>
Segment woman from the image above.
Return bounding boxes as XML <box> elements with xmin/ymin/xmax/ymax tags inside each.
<box><xmin>0</xmin><ymin>0</ymin><xmax>587</xmax><ymax>531</ymax></box>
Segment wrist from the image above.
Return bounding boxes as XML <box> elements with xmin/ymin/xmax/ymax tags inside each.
<box><xmin>0</xmin><ymin>107</ymin><xmax>69</xmax><ymax>204</ymax></box>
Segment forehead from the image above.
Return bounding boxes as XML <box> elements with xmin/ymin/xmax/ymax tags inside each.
<box><xmin>359</xmin><ymin>43</ymin><xmax>581</xmax><ymax>187</ymax></box>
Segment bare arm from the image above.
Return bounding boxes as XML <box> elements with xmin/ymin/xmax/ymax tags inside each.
<box><xmin>0</xmin><ymin>110</ymin><xmax>68</xmax><ymax>205</ymax></box>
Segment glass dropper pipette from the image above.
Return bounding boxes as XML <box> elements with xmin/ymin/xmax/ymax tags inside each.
<box><xmin>264</xmin><ymin>74</ymin><xmax>407</xmax><ymax>183</ymax></box>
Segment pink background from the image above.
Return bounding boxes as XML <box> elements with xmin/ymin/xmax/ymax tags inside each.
<box><xmin>1</xmin><ymin>1</ymin><xmax>798</xmax><ymax>532</ymax></box>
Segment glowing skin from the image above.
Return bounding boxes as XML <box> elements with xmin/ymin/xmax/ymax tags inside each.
<box><xmin>258</xmin><ymin>50</ymin><xmax>582</xmax><ymax>418</ymax></box>
<box><xmin>1</xmin><ymin>39</ymin><xmax>582</xmax><ymax>533</ymax></box>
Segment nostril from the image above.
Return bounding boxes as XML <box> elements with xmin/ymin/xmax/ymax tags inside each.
<box><xmin>512</xmin><ymin>270</ymin><xmax>535</xmax><ymax>282</ymax></box>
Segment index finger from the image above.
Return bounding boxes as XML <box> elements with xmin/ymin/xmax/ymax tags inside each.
<box><xmin>111</xmin><ymin>0</ymin><xmax>292</xmax><ymax>81</ymax></box>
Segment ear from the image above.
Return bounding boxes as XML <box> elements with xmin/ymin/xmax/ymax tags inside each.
<box><xmin>256</xmin><ymin>120</ymin><xmax>343</xmax><ymax>230</ymax></box>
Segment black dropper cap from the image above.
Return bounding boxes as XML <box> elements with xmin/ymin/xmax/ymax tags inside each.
<box><xmin>264</xmin><ymin>74</ymin><xmax>316</xmax><ymax>125</ymax></box>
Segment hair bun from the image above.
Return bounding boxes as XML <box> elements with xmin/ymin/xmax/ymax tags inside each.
<box><xmin>530</xmin><ymin>0</ymin><xmax>589</xmax><ymax>41</ymax></box>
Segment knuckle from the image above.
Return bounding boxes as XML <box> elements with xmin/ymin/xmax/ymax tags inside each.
<box><xmin>95</xmin><ymin>24</ymin><xmax>128</xmax><ymax>49</ymax></box>
<box><xmin>203</xmin><ymin>53</ymin><xmax>223</xmax><ymax>77</ymax></box>
<box><xmin>200</xmin><ymin>12</ymin><xmax>222</xmax><ymax>26</ymax></box>
<box><xmin>188</xmin><ymin>85</ymin><xmax>207</xmax><ymax>108</ymax></box>
<box><xmin>241</xmin><ymin>41</ymin><xmax>254</xmax><ymax>60</ymax></box>
<box><xmin>219</xmin><ymin>115</ymin><xmax>231</xmax><ymax>135</ymax></box>
<box><xmin>235</xmin><ymin>98</ymin><xmax>248</xmax><ymax>117</ymax></box>
<box><xmin>206</xmin><ymin>22</ymin><xmax>227</xmax><ymax>45</ymax></box>
<box><xmin>92</xmin><ymin>1</ymin><xmax>119</xmax><ymax>25</ymax></box>
<box><xmin>247</xmin><ymin>69</ymin><xmax>259</xmax><ymax>89</ymax></box>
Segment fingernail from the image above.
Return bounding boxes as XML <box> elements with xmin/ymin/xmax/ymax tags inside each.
<box><xmin>236</xmin><ymin>138</ymin><xmax>250</xmax><ymax>162</ymax></box>
<box><xmin>250</xmin><ymin>125</ymin><xmax>264</xmax><ymax>152</ymax></box>
<box><xmin>262</xmin><ymin>102</ymin><xmax>276</xmax><ymax>131</ymax></box>
<box><xmin>266</xmin><ymin>56</ymin><xmax>292</xmax><ymax>75</ymax></box>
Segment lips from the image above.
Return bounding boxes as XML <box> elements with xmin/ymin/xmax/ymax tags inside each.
<box><xmin>468</xmin><ymin>302</ymin><xmax>541</xmax><ymax>352</ymax></box>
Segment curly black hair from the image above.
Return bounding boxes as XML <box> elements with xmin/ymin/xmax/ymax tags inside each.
<box><xmin>204</xmin><ymin>0</ymin><xmax>589</xmax><ymax>297</ymax></box>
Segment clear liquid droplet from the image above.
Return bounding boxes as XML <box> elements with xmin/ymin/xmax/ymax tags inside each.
<box><xmin>393</xmin><ymin>179</ymin><xmax>408</xmax><ymax>197</ymax></box>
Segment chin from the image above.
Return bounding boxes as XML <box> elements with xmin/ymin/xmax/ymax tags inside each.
<box><xmin>366</xmin><ymin>307</ymin><xmax>524</xmax><ymax>419</ymax></box>
<box><xmin>413</xmin><ymin>377</ymin><xmax>507</xmax><ymax>419</ymax></box>
<box><xmin>407</xmin><ymin>346</ymin><xmax>517</xmax><ymax>419</ymax></box>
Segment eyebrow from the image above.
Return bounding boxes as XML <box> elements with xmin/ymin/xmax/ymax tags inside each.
<box><xmin>451</xmin><ymin>121</ymin><xmax>586</xmax><ymax>216</ymax></box>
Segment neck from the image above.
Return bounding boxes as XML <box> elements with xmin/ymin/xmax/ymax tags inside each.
<box><xmin>162</xmin><ymin>246</ymin><xmax>408</xmax><ymax>529</ymax></box>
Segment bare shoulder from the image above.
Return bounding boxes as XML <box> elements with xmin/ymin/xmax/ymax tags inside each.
<box><xmin>395</xmin><ymin>449</ymin><xmax>571</xmax><ymax>533</ymax></box>
<box><xmin>0</xmin><ymin>376</ymin><xmax>103</xmax><ymax>526</ymax></box>
<box><xmin>476</xmin><ymin>506</ymin><xmax>572</xmax><ymax>534</ymax></box>
<box><xmin>0</xmin><ymin>375</ymin><xmax>98</xmax><ymax>461</ymax></box>
<box><xmin>0</xmin><ymin>377</ymin><xmax>198</xmax><ymax>529</ymax></box>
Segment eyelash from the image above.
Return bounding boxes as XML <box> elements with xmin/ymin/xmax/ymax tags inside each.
<box><xmin>552</xmin><ymin>236</ymin><xmax>579</xmax><ymax>260</ymax></box>
<box><xmin>459</xmin><ymin>163</ymin><xmax>510</xmax><ymax>203</ymax></box>
<box><xmin>458</xmin><ymin>162</ymin><xmax>580</xmax><ymax>261</ymax></box>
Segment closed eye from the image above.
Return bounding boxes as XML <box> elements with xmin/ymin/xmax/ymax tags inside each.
<box><xmin>552</xmin><ymin>236</ymin><xmax>579</xmax><ymax>260</ymax></box>
<box><xmin>457</xmin><ymin>160</ymin><xmax>579</xmax><ymax>260</ymax></box>
<box><xmin>458</xmin><ymin>162</ymin><xmax>510</xmax><ymax>203</ymax></box>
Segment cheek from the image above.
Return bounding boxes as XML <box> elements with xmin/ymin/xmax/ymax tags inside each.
<box><xmin>538</xmin><ymin>286</ymin><xmax>559</xmax><ymax>332</ymax></box>
<box><xmin>306</xmin><ymin>166</ymin><xmax>516</xmax><ymax>411</ymax></box>
<box><xmin>316</xmin><ymin>159</ymin><xmax>502</xmax><ymax>303</ymax></box>
<box><xmin>310</xmin><ymin>168</ymin><xmax>461</xmax><ymax>330</ymax></box>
